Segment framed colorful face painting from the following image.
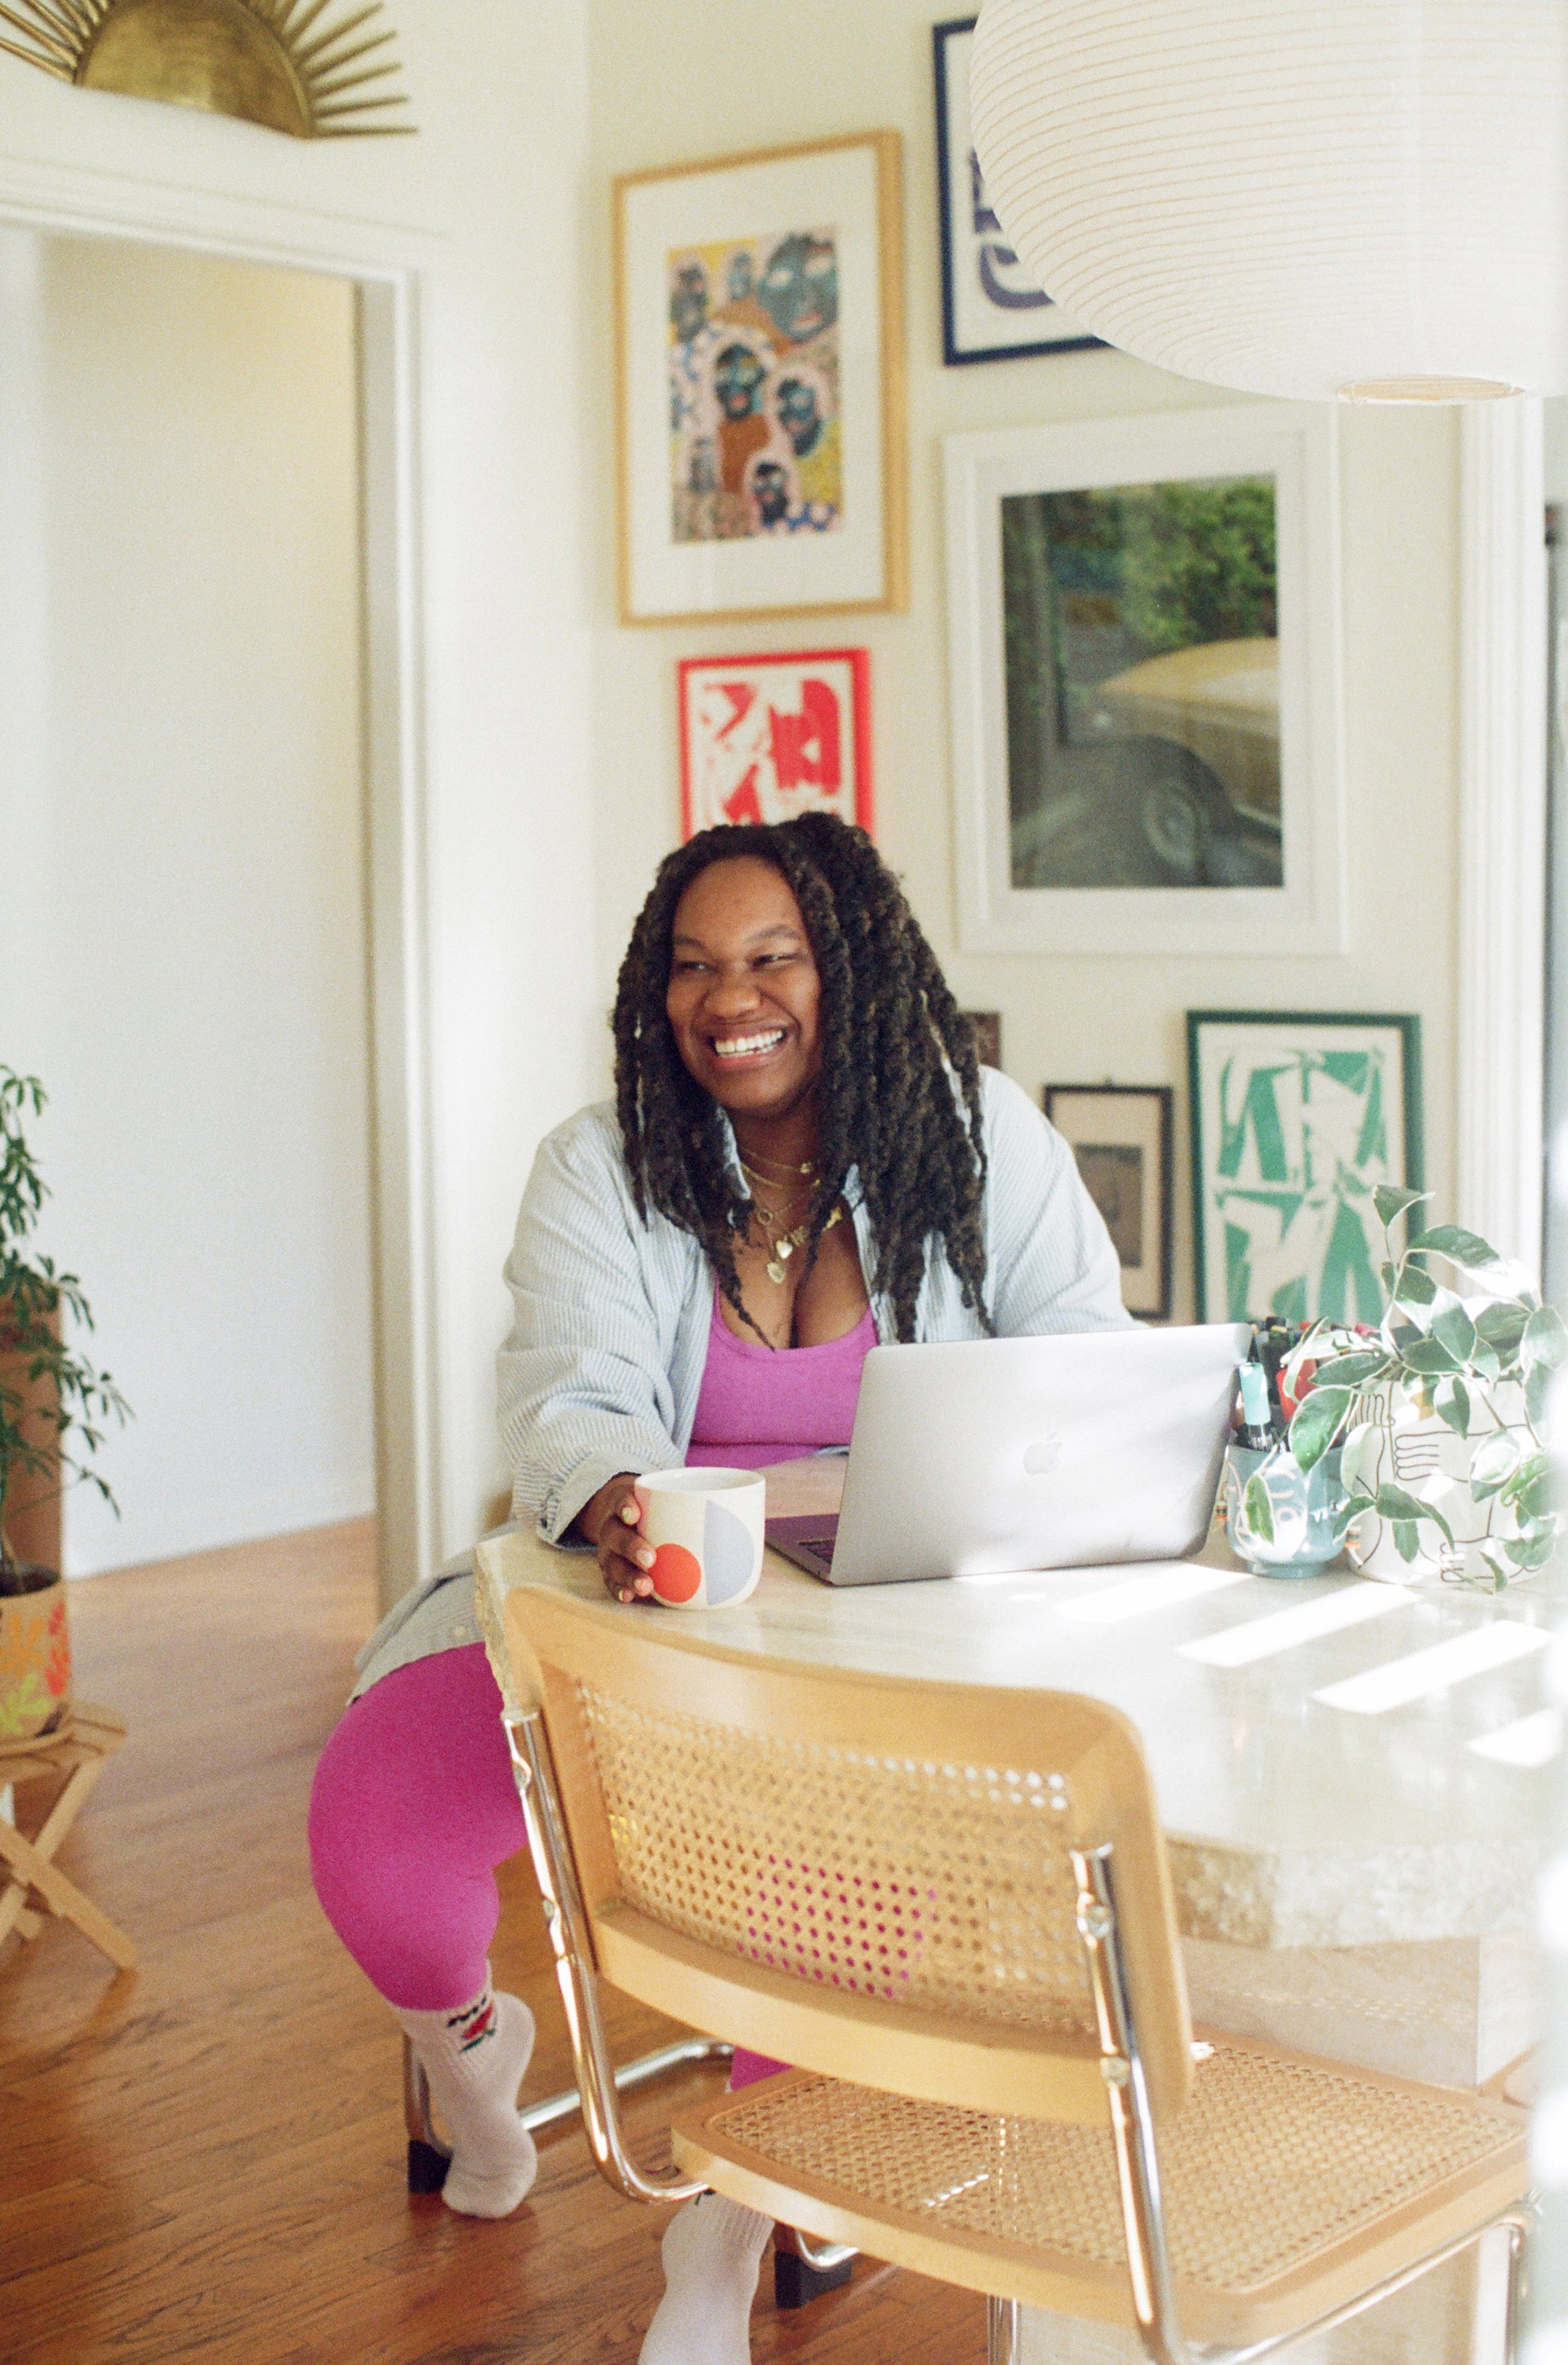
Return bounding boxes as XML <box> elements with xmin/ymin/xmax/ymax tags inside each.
<box><xmin>945</xmin><ymin>404</ymin><xmax>1346</xmax><ymax>958</ymax></box>
<box><xmin>678</xmin><ymin>650</ymin><xmax>872</xmax><ymax>836</ymax></box>
<box><xmin>615</xmin><ymin>133</ymin><xmax>906</xmax><ymax>624</ymax></box>
<box><xmin>933</xmin><ymin>16</ymin><xmax>1106</xmax><ymax>366</ymax></box>
<box><xmin>1187</xmin><ymin>1011</ymin><xmax>1424</xmax><ymax>1325</ymax></box>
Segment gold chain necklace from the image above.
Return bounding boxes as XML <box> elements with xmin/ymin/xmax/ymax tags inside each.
<box><xmin>738</xmin><ymin>1154</ymin><xmax>841</xmax><ymax>1285</ymax></box>
<box><xmin>738</xmin><ymin>1143</ymin><xmax>817</xmax><ymax>1180</ymax></box>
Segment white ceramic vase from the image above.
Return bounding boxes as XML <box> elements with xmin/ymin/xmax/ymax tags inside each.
<box><xmin>1342</xmin><ymin>1379</ymin><xmax>1526</xmax><ymax>1583</ymax></box>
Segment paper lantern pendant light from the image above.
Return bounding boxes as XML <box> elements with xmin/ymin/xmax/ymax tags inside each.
<box><xmin>969</xmin><ymin>1</ymin><xmax>1568</xmax><ymax>401</ymax></box>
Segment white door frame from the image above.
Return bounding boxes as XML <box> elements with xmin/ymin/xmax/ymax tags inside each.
<box><xmin>1459</xmin><ymin>398</ymin><xmax>1548</xmax><ymax>1277</ymax></box>
<box><xmin>0</xmin><ymin>156</ymin><xmax>443</xmax><ymax>1607</ymax></box>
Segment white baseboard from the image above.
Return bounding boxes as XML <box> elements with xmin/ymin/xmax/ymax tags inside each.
<box><xmin>65</xmin><ymin>1470</ymin><xmax>376</xmax><ymax>1579</ymax></box>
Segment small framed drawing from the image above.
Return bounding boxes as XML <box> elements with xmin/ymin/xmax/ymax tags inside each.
<box><xmin>615</xmin><ymin>132</ymin><xmax>907</xmax><ymax>624</ymax></box>
<box><xmin>1045</xmin><ymin>1085</ymin><xmax>1173</xmax><ymax>1321</ymax></box>
<box><xmin>678</xmin><ymin>649</ymin><xmax>872</xmax><ymax>836</ymax></box>
<box><xmin>945</xmin><ymin>404</ymin><xmax>1346</xmax><ymax>957</ymax></box>
<box><xmin>933</xmin><ymin>16</ymin><xmax>1105</xmax><ymax>367</ymax></box>
<box><xmin>1187</xmin><ymin>1010</ymin><xmax>1424</xmax><ymax>1325</ymax></box>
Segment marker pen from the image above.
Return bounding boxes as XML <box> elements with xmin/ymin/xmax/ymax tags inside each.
<box><xmin>1236</xmin><ymin>1360</ymin><xmax>1276</xmax><ymax>1454</ymax></box>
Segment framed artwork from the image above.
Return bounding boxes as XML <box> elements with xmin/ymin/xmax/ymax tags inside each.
<box><xmin>678</xmin><ymin>648</ymin><xmax>872</xmax><ymax>836</ymax></box>
<box><xmin>1045</xmin><ymin>1085</ymin><xmax>1174</xmax><ymax>1321</ymax></box>
<box><xmin>962</xmin><ymin>1010</ymin><xmax>1002</xmax><ymax>1069</ymax></box>
<box><xmin>945</xmin><ymin>405</ymin><xmax>1346</xmax><ymax>957</ymax></box>
<box><xmin>1187</xmin><ymin>1011</ymin><xmax>1424</xmax><ymax>1325</ymax></box>
<box><xmin>933</xmin><ymin>16</ymin><xmax>1106</xmax><ymax>367</ymax></box>
<box><xmin>615</xmin><ymin>132</ymin><xmax>907</xmax><ymax>625</ymax></box>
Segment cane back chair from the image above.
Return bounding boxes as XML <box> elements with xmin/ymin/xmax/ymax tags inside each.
<box><xmin>485</xmin><ymin>1558</ymin><xmax>1534</xmax><ymax>2365</ymax></box>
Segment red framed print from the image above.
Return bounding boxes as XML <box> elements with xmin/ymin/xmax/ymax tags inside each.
<box><xmin>678</xmin><ymin>648</ymin><xmax>873</xmax><ymax>837</ymax></box>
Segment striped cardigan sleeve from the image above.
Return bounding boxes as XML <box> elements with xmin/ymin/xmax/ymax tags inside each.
<box><xmin>497</xmin><ymin>1109</ymin><xmax>688</xmax><ymax>1544</ymax></box>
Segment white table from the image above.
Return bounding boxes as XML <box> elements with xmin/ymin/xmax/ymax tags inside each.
<box><xmin>478</xmin><ymin>1464</ymin><xmax>1557</xmax><ymax>2365</ymax></box>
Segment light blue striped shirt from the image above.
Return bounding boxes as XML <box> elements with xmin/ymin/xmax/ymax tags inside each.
<box><xmin>353</xmin><ymin>1067</ymin><xmax>1129</xmax><ymax>1695</ymax></box>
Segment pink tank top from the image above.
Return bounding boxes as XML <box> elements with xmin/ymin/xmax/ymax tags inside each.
<box><xmin>686</xmin><ymin>1285</ymin><xmax>877</xmax><ymax>1470</ymax></box>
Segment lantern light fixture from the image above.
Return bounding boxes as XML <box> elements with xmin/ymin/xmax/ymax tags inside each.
<box><xmin>970</xmin><ymin>0</ymin><xmax>1568</xmax><ymax>403</ymax></box>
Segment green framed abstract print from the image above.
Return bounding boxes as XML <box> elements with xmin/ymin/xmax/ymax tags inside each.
<box><xmin>1187</xmin><ymin>1010</ymin><xmax>1423</xmax><ymax>1325</ymax></box>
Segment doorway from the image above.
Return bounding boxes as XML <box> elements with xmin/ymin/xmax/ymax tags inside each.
<box><xmin>0</xmin><ymin>199</ymin><xmax>434</xmax><ymax>1612</ymax></box>
<box><xmin>1</xmin><ymin>231</ymin><xmax>373</xmax><ymax>1572</ymax></box>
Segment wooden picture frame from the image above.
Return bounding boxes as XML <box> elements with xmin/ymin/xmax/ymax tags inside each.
<box><xmin>1187</xmin><ymin>1009</ymin><xmax>1424</xmax><ymax>1325</ymax></box>
<box><xmin>615</xmin><ymin>132</ymin><xmax>907</xmax><ymax>625</ymax></box>
<box><xmin>962</xmin><ymin>1010</ymin><xmax>1002</xmax><ymax>1070</ymax></box>
<box><xmin>933</xmin><ymin>16</ymin><xmax>1106</xmax><ymax>367</ymax></box>
<box><xmin>677</xmin><ymin>648</ymin><xmax>873</xmax><ymax>837</ymax></box>
<box><xmin>1045</xmin><ymin>1085</ymin><xmax>1174</xmax><ymax>1321</ymax></box>
<box><xmin>945</xmin><ymin>404</ymin><xmax>1347</xmax><ymax>957</ymax></box>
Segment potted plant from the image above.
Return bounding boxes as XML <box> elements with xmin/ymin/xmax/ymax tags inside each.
<box><xmin>1</xmin><ymin>1067</ymin><xmax>129</xmax><ymax>1739</ymax></box>
<box><xmin>1272</xmin><ymin>1185</ymin><xmax>1563</xmax><ymax>1590</ymax></box>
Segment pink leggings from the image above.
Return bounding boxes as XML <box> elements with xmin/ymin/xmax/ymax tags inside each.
<box><xmin>309</xmin><ymin>1641</ymin><xmax>782</xmax><ymax>2088</ymax></box>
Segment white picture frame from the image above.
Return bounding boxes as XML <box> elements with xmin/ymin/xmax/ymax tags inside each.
<box><xmin>944</xmin><ymin>404</ymin><xmax>1347</xmax><ymax>956</ymax></box>
<box><xmin>615</xmin><ymin>133</ymin><xmax>907</xmax><ymax>626</ymax></box>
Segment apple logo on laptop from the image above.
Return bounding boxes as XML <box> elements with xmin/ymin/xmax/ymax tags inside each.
<box><xmin>1023</xmin><ymin>1434</ymin><xmax>1063</xmax><ymax>1477</ymax></box>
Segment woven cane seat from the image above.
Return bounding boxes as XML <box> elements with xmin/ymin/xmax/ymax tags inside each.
<box><xmin>673</xmin><ymin>2042</ymin><xmax>1527</xmax><ymax>2344</ymax></box>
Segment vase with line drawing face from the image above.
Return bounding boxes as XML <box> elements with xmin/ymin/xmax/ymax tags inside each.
<box><xmin>1341</xmin><ymin>1381</ymin><xmax>1522</xmax><ymax>1583</ymax></box>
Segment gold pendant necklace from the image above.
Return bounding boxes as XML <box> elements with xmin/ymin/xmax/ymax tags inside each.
<box><xmin>757</xmin><ymin>1199</ymin><xmax>844</xmax><ymax>1286</ymax></box>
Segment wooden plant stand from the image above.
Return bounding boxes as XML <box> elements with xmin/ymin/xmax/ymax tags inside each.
<box><xmin>0</xmin><ymin>1703</ymin><xmax>136</xmax><ymax>1971</ymax></box>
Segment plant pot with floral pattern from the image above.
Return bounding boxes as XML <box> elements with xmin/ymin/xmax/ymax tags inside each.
<box><xmin>0</xmin><ymin>1565</ymin><xmax>72</xmax><ymax>1743</ymax></box>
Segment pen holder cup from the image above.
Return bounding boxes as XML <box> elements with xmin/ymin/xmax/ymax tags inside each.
<box><xmin>1221</xmin><ymin>1442</ymin><xmax>1348</xmax><ymax>1579</ymax></box>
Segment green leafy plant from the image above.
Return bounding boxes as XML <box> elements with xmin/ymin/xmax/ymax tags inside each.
<box><xmin>1277</xmin><ymin>1184</ymin><xmax>1562</xmax><ymax>1591</ymax></box>
<box><xmin>0</xmin><ymin>1067</ymin><xmax>130</xmax><ymax>1593</ymax></box>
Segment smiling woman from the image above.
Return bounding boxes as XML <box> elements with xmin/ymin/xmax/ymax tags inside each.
<box><xmin>305</xmin><ymin>813</ymin><xmax>1129</xmax><ymax>2337</ymax></box>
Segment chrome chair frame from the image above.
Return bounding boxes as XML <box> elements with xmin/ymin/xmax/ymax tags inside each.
<box><xmin>499</xmin><ymin>1703</ymin><xmax>855</xmax><ymax>2292</ymax></box>
<box><xmin>500</xmin><ymin>1702</ymin><xmax>1531</xmax><ymax>2365</ymax></box>
<box><xmin>1066</xmin><ymin>1843</ymin><xmax>1537</xmax><ymax>2365</ymax></box>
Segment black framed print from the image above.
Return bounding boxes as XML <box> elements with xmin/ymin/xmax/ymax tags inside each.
<box><xmin>1045</xmin><ymin>1084</ymin><xmax>1174</xmax><ymax>1320</ymax></box>
<box><xmin>933</xmin><ymin>16</ymin><xmax>1107</xmax><ymax>366</ymax></box>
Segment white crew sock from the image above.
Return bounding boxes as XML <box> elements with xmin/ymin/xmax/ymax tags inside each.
<box><xmin>639</xmin><ymin>2191</ymin><xmax>772</xmax><ymax>2365</ymax></box>
<box><xmin>396</xmin><ymin>1977</ymin><xmax>538</xmax><ymax>2218</ymax></box>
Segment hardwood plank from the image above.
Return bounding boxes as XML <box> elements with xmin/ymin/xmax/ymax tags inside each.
<box><xmin>1</xmin><ymin>1518</ymin><xmax>981</xmax><ymax>2364</ymax></box>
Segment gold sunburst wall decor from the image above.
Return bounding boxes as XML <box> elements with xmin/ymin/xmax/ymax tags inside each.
<box><xmin>0</xmin><ymin>0</ymin><xmax>413</xmax><ymax>140</ymax></box>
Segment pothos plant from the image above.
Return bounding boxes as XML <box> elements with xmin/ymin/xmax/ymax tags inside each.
<box><xmin>1272</xmin><ymin>1183</ymin><xmax>1563</xmax><ymax>1591</ymax></box>
<box><xmin>0</xmin><ymin>1067</ymin><xmax>130</xmax><ymax>1594</ymax></box>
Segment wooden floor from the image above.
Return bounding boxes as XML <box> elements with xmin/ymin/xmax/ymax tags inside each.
<box><xmin>0</xmin><ymin>1520</ymin><xmax>980</xmax><ymax>2364</ymax></box>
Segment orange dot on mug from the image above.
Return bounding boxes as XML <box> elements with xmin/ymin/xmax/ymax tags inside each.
<box><xmin>650</xmin><ymin>1543</ymin><xmax>702</xmax><ymax>1603</ymax></box>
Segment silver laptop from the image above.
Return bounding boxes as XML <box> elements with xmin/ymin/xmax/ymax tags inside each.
<box><xmin>765</xmin><ymin>1323</ymin><xmax>1250</xmax><ymax>1585</ymax></box>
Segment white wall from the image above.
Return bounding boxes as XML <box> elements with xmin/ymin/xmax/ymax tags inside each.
<box><xmin>0</xmin><ymin>4</ymin><xmax>599</xmax><ymax>1570</ymax></box>
<box><xmin>585</xmin><ymin>0</ymin><xmax>1463</xmax><ymax>1323</ymax></box>
<box><xmin>0</xmin><ymin>237</ymin><xmax>373</xmax><ymax>1574</ymax></box>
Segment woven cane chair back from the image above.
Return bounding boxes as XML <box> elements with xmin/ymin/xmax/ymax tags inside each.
<box><xmin>500</xmin><ymin>1581</ymin><xmax>1194</xmax><ymax>2123</ymax></box>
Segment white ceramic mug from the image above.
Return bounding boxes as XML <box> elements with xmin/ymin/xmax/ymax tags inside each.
<box><xmin>633</xmin><ymin>1467</ymin><xmax>766</xmax><ymax>1609</ymax></box>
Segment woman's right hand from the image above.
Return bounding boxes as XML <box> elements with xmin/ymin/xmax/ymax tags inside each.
<box><xmin>575</xmin><ymin>1473</ymin><xmax>657</xmax><ymax>1604</ymax></box>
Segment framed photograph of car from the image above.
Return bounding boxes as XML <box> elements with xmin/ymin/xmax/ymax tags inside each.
<box><xmin>615</xmin><ymin>132</ymin><xmax>907</xmax><ymax>624</ymax></box>
<box><xmin>944</xmin><ymin>405</ymin><xmax>1346</xmax><ymax>955</ymax></box>
<box><xmin>933</xmin><ymin>16</ymin><xmax>1107</xmax><ymax>366</ymax></box>
<box><xmin>1045</xmin><ymin>1084</ymin><xmax>1173</xmax><ymax>1321</ymax></box>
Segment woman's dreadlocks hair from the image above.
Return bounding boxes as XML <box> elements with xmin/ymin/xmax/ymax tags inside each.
<box><xmin>612</xmin><ymin>812</ymin><xmax>992</xmax><ymax>1345</ymax></box>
